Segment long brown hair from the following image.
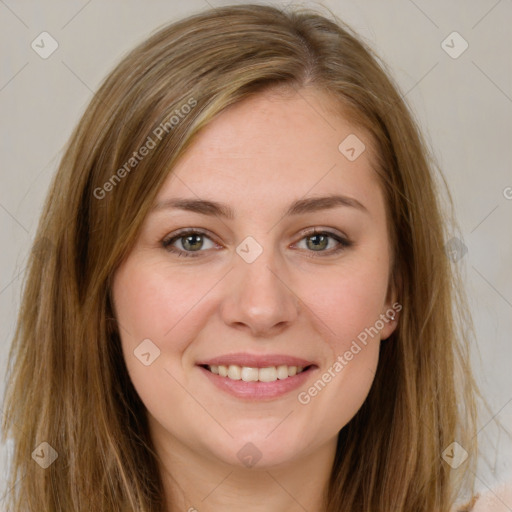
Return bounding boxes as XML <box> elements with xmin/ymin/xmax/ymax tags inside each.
<box><xmin>2</xmin><ymin>4</ymin><xmax>479</xmax><ymax>511</ymax></box>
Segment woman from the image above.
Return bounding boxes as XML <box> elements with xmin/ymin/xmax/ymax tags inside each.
<box><xmin>1</xmin><ymin>4</ymin><xmax>486</xmax><ymax>511</ymax></box>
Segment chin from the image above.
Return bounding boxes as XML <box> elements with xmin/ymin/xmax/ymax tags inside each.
<box><xmin>222</xmin><ymin>432</ymin><xmax>310</xmax><ymax>470</ymax></box>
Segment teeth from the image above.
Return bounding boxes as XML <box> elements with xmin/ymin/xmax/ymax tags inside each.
<box><xmin>259</xmin><ymin>367</ymin><xmax>277</xmax><ymax>382</ymax></box>
<box><xmin>276</xmin><ymin>365</ymin><xmax>289</xmax><ymax>380</ymax></box>
<box><xmin>207</xmin><ymin>364</ymin><xmax>306</xmax><ymax>382</ymax></box>
<box><xmin>227</xmin><ymin>365</ymin><xmax>241</xmax><ymax>380</ymax></box>
<box><xmin>241</xmin><ymin>367</ymin><xmax>258</xmax><ymax>382</ymax></box>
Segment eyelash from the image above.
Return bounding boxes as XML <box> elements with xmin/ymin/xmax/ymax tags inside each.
<box><xmin>161</xmin><ymin>228</ymin><xmax>352</xmax><ymax>259</ymax></box>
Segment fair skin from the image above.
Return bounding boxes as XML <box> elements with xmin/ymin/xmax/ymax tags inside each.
<box><xmin>112</xmin><ymin>87</ymin><xmax>398</xmax><ymax>512</ymax></box>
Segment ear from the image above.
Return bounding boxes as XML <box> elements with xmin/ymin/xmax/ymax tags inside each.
<box><xmin>380</xmin><ymin>271</ymin><xmax>402</xmax><ymax>341</ymax></box>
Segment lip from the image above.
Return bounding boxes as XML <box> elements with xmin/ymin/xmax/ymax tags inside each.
<box><xmin>196</xmin><ymin>353</ymin><xmax>318</xmax><ymax>401</ymax></box>
<box><xmin>198</xmin><ymin>364</ymin><xmax>317</xmax><ymax>400</ymax></box>
<box><xmin>196</xmin><ymin>352</ymin><xmax>316</xmax><ymax>368</ymax></box>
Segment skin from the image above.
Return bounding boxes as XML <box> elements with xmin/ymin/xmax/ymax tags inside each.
<box><xmin>112</xmin><ymin>86</ymin><xmax>398</xmax><ymax>512</ymax></box>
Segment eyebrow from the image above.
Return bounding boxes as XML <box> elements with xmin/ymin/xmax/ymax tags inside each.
<box><xmin>152</xmin><ymin>194</ymin><xmax>368</xmax><ymax>220</ymax></box>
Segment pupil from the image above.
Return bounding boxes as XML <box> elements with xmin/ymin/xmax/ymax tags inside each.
<box><xmin>184</xmin><ymin>234</ymin><xmax>202</xmax><ymax>251</ymax></box>
<box><xmin>308</xmin><ymin>234</ymin><xmax>327</xmax><ymax>251</ymax></box>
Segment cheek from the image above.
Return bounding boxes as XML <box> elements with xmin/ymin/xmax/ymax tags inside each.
<box><xmin>112</xmin><ymin>255</ymin><xmax>215</xmax><ymax>347</ymax></box>
<box><xmin>111</xmin><ymin>254</ymin><xmax>231</xmax><ymax>407</ymax></box>
<box><xmin>111</xmin><ymin>257</ymin><xmax>204</xmax><ymax>419</ymax></box>
<box><xmin>295</xmin><ymin>269</ymin><xmax>385</xmax><ymax>430</ymax></box>
<box><xmin>303</xmin><ymin>259</ymin><xmax>390</xmax><ymax>354</ymax></box>
<box><xmin>110</xmin><ymin>257</ymin><xmax>190</xmax><ymax>386</ymax></box>
<box><xmin>292</xmin><ymin>256</ymin><xmax>388</xmax><ymax>417</ymax></box>
<box><xmin>298</xmin><ymin>346</ymin><xmax>379</xmax><ymax>435</ymax></box>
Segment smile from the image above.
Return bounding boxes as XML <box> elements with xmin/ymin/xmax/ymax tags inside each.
<box><xmin>198</xmin><ymin>363</ymin><xmax>317</xmax><ymax>400</ymax></box>
<box><xmin>203</xmin><ymin>364</ymin><xmax>309</xmax><ymax>382</ymax></box>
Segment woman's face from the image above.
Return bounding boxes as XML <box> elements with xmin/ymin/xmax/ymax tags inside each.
<box><xmin>112</xmin><ymin>87</ymin><xmax>398</xmax><ymax>470</ymax></box>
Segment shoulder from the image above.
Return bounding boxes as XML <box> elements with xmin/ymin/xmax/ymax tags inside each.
<box><xmin>462</xmin><ymin>478</ymin><xmax>512</xmax><ymax>512</ymax></box>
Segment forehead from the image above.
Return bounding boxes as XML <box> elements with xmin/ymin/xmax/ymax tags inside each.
<box><xmin>157</xmin><ymin>88</ymin><xmax>384</xmax><ymax>215</ymax></box>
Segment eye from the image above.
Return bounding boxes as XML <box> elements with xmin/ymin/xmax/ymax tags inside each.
<box><xmin>294</xmin><ymin>228</ymin><xmax>352</xmax><ymax>257</ymax></box>
<box><xmin>162</xmin><ymin>229</ymin><xmax>218</xmax><ymax>258</ymax></box>
<box><xmin>161</xmin><ymin>227</ymin><xmax>352</xmax><ymax>258</ymax></box>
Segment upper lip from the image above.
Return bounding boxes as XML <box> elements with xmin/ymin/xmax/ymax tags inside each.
<box><xmin>197</xmin><ymin>353</ymin><xmax>316</xmax><ymax>368</ymax></box>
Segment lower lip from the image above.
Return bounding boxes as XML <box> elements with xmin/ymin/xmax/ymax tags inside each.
<box><xmin>197</xmin><ymin>365</ymin><xmax>316</xmax><ymax>401</ymax></box>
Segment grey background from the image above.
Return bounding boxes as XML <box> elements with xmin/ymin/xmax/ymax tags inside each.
<box><xmin>1</xmin><ymin>0</ymin><xmax>511</xmax><ymax>505</ymax></box>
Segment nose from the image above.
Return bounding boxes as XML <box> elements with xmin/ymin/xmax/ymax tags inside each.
<box><xmin>219</xmin><ymin>245</ymin><xmax>300</xmax><ymax>338</ymax></box>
